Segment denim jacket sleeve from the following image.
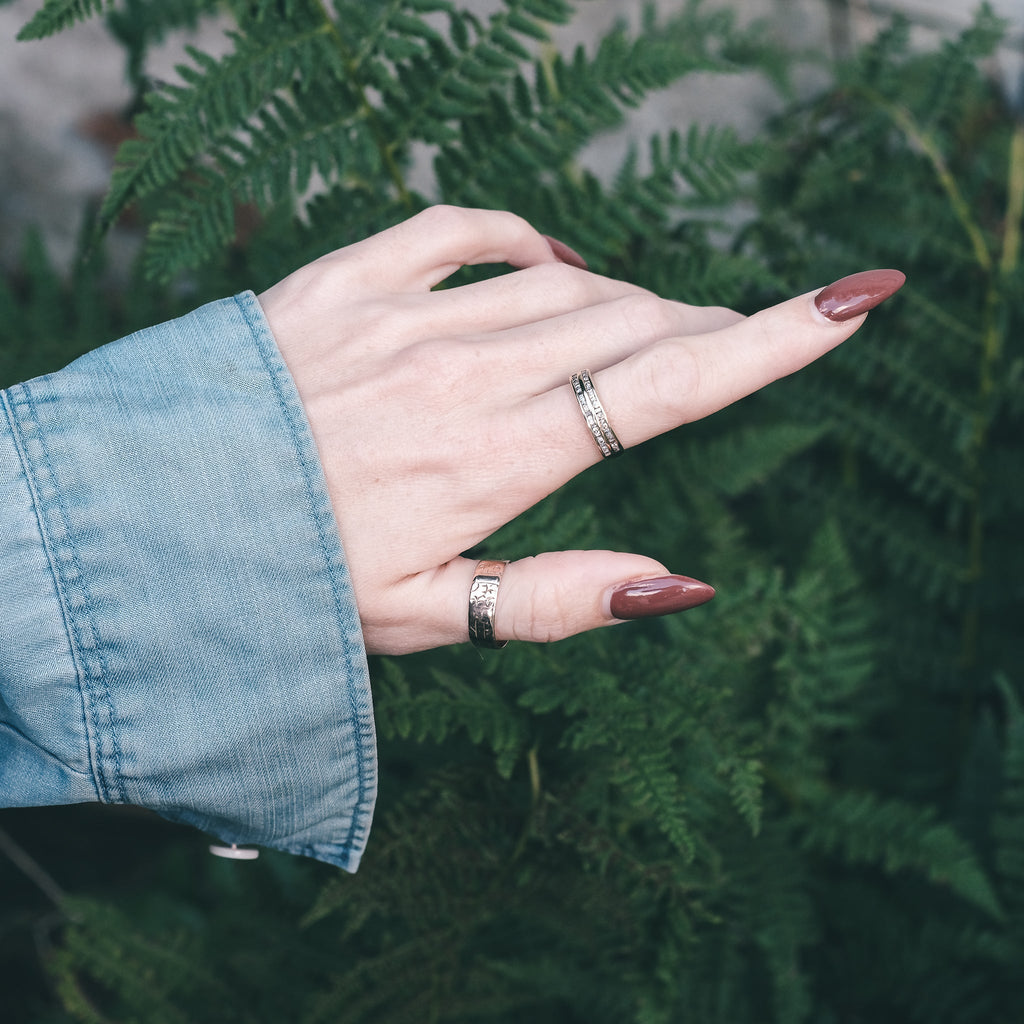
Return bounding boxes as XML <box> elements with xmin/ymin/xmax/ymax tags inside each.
<box><xmin>0</xmin><ymin>291</ymin><xmax>376</xmax><ymax>872</ymax></box>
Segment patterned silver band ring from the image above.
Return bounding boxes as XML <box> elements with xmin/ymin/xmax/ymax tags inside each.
<box><xmin>580</xmin><ymin>369</ymin><xmax>623</xmax><ymax>456</ymax></box>
<box><xmin>571</xmin><ymin>369</ymin><xmax>623</xmax><ymax>458</ymax></box>
<box><xmin>469</xmin><ymin>559</ymin><xmax>509</xmax><ymax>649</ymax></box>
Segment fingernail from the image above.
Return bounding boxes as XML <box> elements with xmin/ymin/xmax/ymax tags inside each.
<box><xmin>543</xmin><ymin>234</ymin><xmax>589</xmax><ymax>271</ymax></box>
<box><xmin>608</xmin><ymin>575</ymin><xmax>715</xmax><ymax>620</ymax></box>
<box><xmin>814</xmin><ymin>269</ymin><xmax>906</xmax><ymax>322</ymax></box>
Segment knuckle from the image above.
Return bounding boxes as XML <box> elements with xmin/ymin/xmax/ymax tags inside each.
<box><xmin>640</xmin><ymin>338</ymin><xmax>703</xmax><ymax>421</ymax></box>
<box><xmin>617</xmin><ymin>291</ymin><xmax>680</xmax><ymax>341</ymax></box>
<box><xmin>508</xmin><ymin>563</ymin><xmax>556</xmax><ymax>644</ymax></box>
<box><xmin>521</xmin><ymin>261</ymin><xmax>590</xmax><ymax>302</ymax></box>
<box><xmin>414</xmin><ymin>204</ymin><xmax>464</xmax><ymax>231</ymax></box>
<box><xmin>503</xmin><ymin>558</ymin><xmax>580</xmax><ymax>645</ymax></box>
<box><xmin>414</xmin><ymin>204</ymin><xmax>531</xmax><ymax>239</ymax></box>
<box><xmin>707</xmin><ymin>303</ymin><xmax>745</xmax><ymax>324</ymax></box>
<box><xmin>393</xmin><ymin>338</ymin><xmax>471</xmax><ymax>402</ymax></box>
<box><xmin>346</xmin><ymin>297</ymin><xmax>404</xmax><ymax>348</ymax></box>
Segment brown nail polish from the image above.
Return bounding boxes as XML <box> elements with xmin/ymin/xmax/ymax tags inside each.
<box><xmin>814</xmin><ymin>269</ymin><xmax>906</xmax><ymax>322</ymax></box>
<box><xmin>609</xmin><ymin>575</ymin><xmax>715</xmax><ymax>620</ymax></box>
<box><xmin>543</xmin><ymin>234</ymin><xmax>589</xmax><ymax>271</ymax></box>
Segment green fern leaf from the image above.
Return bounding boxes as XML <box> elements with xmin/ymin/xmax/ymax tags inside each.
<box><xmin>98</xmin><ymin>18</ymin><xmax>343</xmax><ymax>238</ymax></box>
<box><xmin>718</xmin><ymin>755</ymin><xmax>764</xmax><ymax>836</ymax></box>
<box><xmin>692</xmin><ymin>423</ymin><xmax>829</xmax><ymax>499</ymax></box>
<box><xmin>798</xmin><ymin>785</ymin><xmax>1002</xmax><ymax>919</ymax></box>
<box><xmin>16</xmin><ymin>0</ymin><xmax>111</xmax><ymax>39</ymax></box>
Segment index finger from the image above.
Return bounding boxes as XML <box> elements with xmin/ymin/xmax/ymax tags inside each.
<box><xmin>605</xmin><ymin>270</ymin><xmax>905</xmax><ymax>446</ymax></box>
<box><xmin>528</xmin><ymin>270</ymin><xmax>905</xmax><ymax>465</ymax></box>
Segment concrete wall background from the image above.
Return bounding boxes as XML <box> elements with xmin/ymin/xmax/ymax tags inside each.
<box><xmin>1</xmin><ymin>0</ymin><xmax>1021</xmax><ymax>272</ymax></box>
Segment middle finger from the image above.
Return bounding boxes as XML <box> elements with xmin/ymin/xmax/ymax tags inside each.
<box><xmin>420</xmin><ymin>262</ymin><xmax>742</xmax><ymax>342</ymax></box>
<box><xmin>476</xmin><ymin>288</ymin><xmax>745</xmax><ymax>396</ymax></box>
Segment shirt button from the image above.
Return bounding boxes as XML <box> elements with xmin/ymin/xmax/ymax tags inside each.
<box><xmin>208</xmin><ymin>843</ymin><xmax>260</xmax><ymax>860</ymax></box>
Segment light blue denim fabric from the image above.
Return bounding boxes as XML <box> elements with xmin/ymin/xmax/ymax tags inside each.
<box><xmin>0</xmin><ymin>292</ymin><xmax>376</xmax><ymax>871</ymax></box>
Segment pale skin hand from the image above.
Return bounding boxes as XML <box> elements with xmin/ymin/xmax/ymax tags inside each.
<box><xmin>258</xmin><ymin>205</ymin><xmax>874</xmax><ymax>655</ymax></box>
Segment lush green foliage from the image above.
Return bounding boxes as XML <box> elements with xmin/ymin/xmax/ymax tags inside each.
<box><xmin>2</xmin><ymin>2</ymin><xmax>1022</xmax><ymax>1022</ymax></box>
<box><xmin>739</xmin><ymin>8</ymin><xmax>1024</xmax><ymax>1015</ymax></box>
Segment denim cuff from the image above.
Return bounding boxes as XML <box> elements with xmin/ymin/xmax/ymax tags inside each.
<box><xmin>0</xmin><ymin>292</ymin><xmax>376</xmax><ymax>871</ymax></box>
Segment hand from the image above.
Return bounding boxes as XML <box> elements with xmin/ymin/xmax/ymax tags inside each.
<box><xmin>257</xmin><ymin>206</ymin><xmax>903</xmax><ymax>654</ymax></box>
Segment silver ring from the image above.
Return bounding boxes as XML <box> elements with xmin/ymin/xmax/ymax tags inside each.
<box><xmin>469</xmin><ymin>559</ymin><xmax>509</xmax><ymax>649</ymax></box>
<box><xmin>571</xmin><ymin>369</ymin><xmax>623</xmax><ymax>458</ymax></box>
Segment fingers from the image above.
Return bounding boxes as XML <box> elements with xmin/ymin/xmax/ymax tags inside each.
<box><xmin>484</xmin><ymin>288</ymin><xmax>746</xmax><ymax>387</ymax></box>
<box><xmin>264</xmin><ymin>204</ymin><xmax>746</xmax><ymax>377</ymax></box>
<box><xmin>526</xmin><ymin>271</ymin><xmax>905</xmax><ymax>467</ymax></box>
<box><xmin>342</xmin><ymin>205</ymin><xmax>565</xmax><ymax>292</ymax></box>
<box><xmin>417</xmin><ymin>262</ymin><xmax>650</xmax><ymax>336</ymax></box>
<box><xmin>414</xmin><ymin>264</ymin><xmax>744</xmax><ymax>353</ymax></box>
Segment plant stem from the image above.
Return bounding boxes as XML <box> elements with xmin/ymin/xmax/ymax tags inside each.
<box><xmin>873</xmin><ymin>95</ymin><xmax>992</xmax><ymax>272</ymax></box>
<box><xmin>0</xmin><ymin>827</ymin><xmax>67</xmax><ymax>910</ymax></box>
<box><xmin>311</xmin><ymin>0</ymin><xmax>413</xmax><ymax>208</ymax></box>
<box><xmin>999</xmin><ymin>120</ymin><xmax>1024</xmax><ymax>277</ymax></box>
<box><xmin>959</xmin><ymin>122</ymin><xmax>1023</xmax><ymax>675</ymax></box>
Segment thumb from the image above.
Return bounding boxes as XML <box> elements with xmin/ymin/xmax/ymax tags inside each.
<box><xmin>489</xmin><ymin>550</ymin><xmax>715</xmax><ymax>645</ymax></box>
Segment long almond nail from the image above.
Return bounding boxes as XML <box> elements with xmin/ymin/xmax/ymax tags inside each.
<box><xmin>543</xmin><ymin>234</ymin><xmax>588</xmax><ymax>271</ymax></box>
<box><xmin>814</xmin><ymin>269</ymin><xmax>906</xmax><ymax>322</ymax></box>
<box><xmin>608</xmin><ymin>575</ymin><xmax>715</xmax><ymax>620</ymax></box>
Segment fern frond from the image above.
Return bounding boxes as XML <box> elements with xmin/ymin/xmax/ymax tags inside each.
<box><xmin>717</xmin><ymin>755</ymin><xmax>764</xmax><ymax>836</ymax></box>
<box><xmin>841</xmin><ymin>331</ymin><xmax>977</xmax><ymax>439</ymax></box>
<box><xmin>615</xmin><ymin>745</ymin><xmax>695</xmax><ymax>860</ymax></box>
<box><xmin>373</xmin><ymin>659</ymin><xmax>529</xmax><ymax>778</ymax></box>
<box><xmin>0</xmin><ymin>224</ymin><xmax>171</xmax><ymax>387</ymax></box>
<box><xmin>730</xmin><ymin>826</ymin><xmax>817</xmax><ymax>1024</ymax></box>
<box><xmin>764</xmin><ymin>520</ymin><xmax>876</xmax><ymax>768</ymax></box>
<box><xmin>384</xmin><ymin>6</ymin><xmax>556</xmax><ymax>149</ymax></box>
<box><xmin>820</xmin><ymin>389</ymin><xmax>973</xmax><ymax>507</ymax></box>
<box><xmin>652</xmin><ymin>124</ymin><xmax>764</xmax><ymax>206</ymax></box>
<box><xmin>81</xmin><ymin>0</ymin><xmax>783</xmax><ymax>280</ymax></box>
<box><xmin>434</xmin><ymin>1</ymin><xmax>775</xmax><ymax>232</ymax></box>
<box><xmin>797</xmin><ymin>785</ymin><xmax>1001</xmax><ymax>919</ymax></box>
<box><xmin>106</xmin><ymin>0</ymin><xmax>212</xmax><ymax>86</ymax></box>
<box><xmin>50</xmin><ymin>897</ymin><xmax>235</xmax><ymax>1023</ymax></box>
<box><xmin>785</xmin><ymin>463</ymin><xmax>969</xmax><ymax>606</ymax></box>
<box><xmin>16</xmin><ymin>0</ymin><xmax>112</xmax><ymax>39</ymax></box>
<box><xmin>98</xmin><ymin>17</ymin><xmax>344</xmax><ymax>238</ymax></box>
<box><xmin>913</xmin><ymin>3</ymin><xmax>1007</xmax><ymax>138</ymax></box>
<box><xmin>687</xmin><ymin>422</ymin><xmax>828</xmax><ymax>499</ymax></box>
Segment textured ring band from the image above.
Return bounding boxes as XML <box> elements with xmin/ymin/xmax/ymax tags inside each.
<box><xmin>571</xmin><ymin>371</ymin><xmax>612</xmax><ymax>457</ymax></box>
<box><xmin>580</xmin><ymin>369</ymin><xmax>623</xmax><ymax>457</ymax></box>
<box><xmin>469</xmin><ymin>559</ymin><xmax>509</xmax><ymax>649</ymax></box>
<box><xmin>571</xmin><ymin>369</ymin><xmax>623</xmax><ymax>458</ymax></box>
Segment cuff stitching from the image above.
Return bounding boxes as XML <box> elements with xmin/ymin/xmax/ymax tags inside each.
<box><xmin>1</xmin><ymin>387</ymin><xmax>125</xmax><ymax>804</ymax></box>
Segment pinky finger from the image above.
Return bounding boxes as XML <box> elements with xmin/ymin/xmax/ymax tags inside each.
<box><xmin>347</xmin><ymin>206</ymin><xmax>564</xmax><ymax>293</ymax></box>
